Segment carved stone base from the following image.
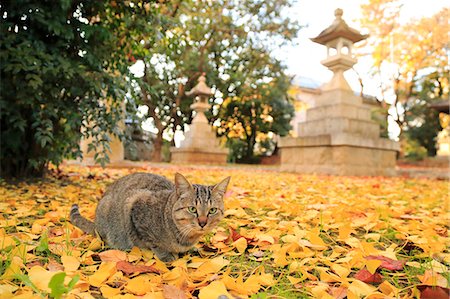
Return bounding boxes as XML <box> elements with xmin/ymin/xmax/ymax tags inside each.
<box><xmin>170</xmin><ymin>148</ymin><xmax>228</xmax><ymax>164</ymax></box>
<box><xmin>279</xmin><ymin>135</ymin><xmax>397</xmax><ymax>176</ymax></box>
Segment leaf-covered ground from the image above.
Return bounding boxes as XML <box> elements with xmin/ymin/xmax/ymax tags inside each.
<box><xmin>1</xmin><ymin>164</ymin><xmax>449</xmax><ymax>298</ymax></box>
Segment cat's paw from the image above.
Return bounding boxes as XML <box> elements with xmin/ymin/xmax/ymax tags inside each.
<box><xmin>159</xmin><ymin>252</ymin><xmax>178</xmax><ymax>262</ymax></box>
<box><xmin>153</xmin><ymin>248</ymin><xmax>178</xmax><ymax>262</ymax></box>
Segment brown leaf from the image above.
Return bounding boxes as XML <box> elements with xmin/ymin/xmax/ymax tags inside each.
<box><xmin>229</xmin><ymin>227</ymin><xmax>254</xmax><ymax>243</ymax></box>
<box><xmin>98</xmin><ymin>250</ymin><xmax>127</xmax><ymax>262</ymax></box>
<box><xmin>354</xmin><ymin>269</ymin><xmax>383</xmax><ymax>284</ymax></box>
<box><xmin>418</xmin><ymin>285</ymin><xmax>450</xmax><ymax>299</ymax></box>
<box><xmin>162</xmin><ymin>285</ymin><xmax>187</xmax><ymax>299</ymax></box>
<box><xmin>365</xmin><ymin>255</ymin><xmax>404</xmax><ymax>271</ymax></box>
<box><xmin>329</xmin><ymin>286</ymin><xmax>347</xmax><ymax>299</ymax></box>
<box><xmin>116</xmin><ymin>260</ymin><xmax>161</xmax><ymax>275</ymax></box>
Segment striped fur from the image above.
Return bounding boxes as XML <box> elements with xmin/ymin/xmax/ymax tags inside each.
<box><xmin>70</xmin><ymin>204</ymin><xmax>96</xmax><ymax>235</ymax></box>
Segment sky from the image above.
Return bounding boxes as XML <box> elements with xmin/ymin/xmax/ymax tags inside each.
<box><xmin>277</xmin><ymin>0</ymin><xmax>448</xmax><ymax>94</ymax></box>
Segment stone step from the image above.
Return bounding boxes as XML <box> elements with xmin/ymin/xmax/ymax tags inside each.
<box><xmin>297</xmin><ymin>117</ymin><xmax>380</xmax><ymax>138</ymax></box>
<box><xmin>305</xmin><ymin>103</ymin><xmax>372</xmax><ymax>122</ymax></box>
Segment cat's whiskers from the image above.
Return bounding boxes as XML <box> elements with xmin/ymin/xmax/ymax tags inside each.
<box><xmin>177</xmin><ymin>225</ymin><xmax>194</xmax><ymax>244</ymax></box>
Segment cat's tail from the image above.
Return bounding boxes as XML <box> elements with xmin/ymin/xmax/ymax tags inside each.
<box><xmin>70</xmin><ymin>204</ymin><xmax>96</xmax><ymax>235</ymax></box>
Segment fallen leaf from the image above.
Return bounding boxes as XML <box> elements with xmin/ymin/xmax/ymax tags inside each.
<box><xmin>417</xmin><ymin>285</ymin><xmax>450</xmax><ymax>299</ymax></box>
<box><xmin>61</xmin><ymin>255</ymin><xmax>80</xmax><ymax>272</ymax></box>
<box><xmin>100</xmin><ymin>285</ymin><xmax>122</xmax><ymax>298</ymax></box>
<box><xmin>125</xmin><ymin>275</ymin><xmax>156</xmax><ymax>295</ymax></box>
<box><xmin>354</xmin><ymin>268</ymin><xmax>382</xmax><ymax>284</ymax></box>
<box><xmin>198</xmin><ymin>281</ymin><xmax>232</xmax><ymax>299</ymax></box>
<box><xmin>162</xmin><ymin>285</ymin><xmax>187</xmax><ymax>299</ymax></box>
<box><xmin>365</xmin><ymin>255</ymin><xmax>404</xmax><ymax>271</ymax></box>
<box><xmin>232</xmin><ymin>237</ymin><xmax>247</xmax><ymax>254</ymax></box>
<box><xmin>99</xmin><ymin>250</ymin><xmax>127</xmax><ymax>262</ymax></box>
<box><xmin>88</xmin><ymin>262</ymin><xmax>117</xmax><ymax>287</ymax></box>
<box><xmin>116</xmin><ymin>261</ymin><xmax>161</xmax><ymax>275</ymax></box>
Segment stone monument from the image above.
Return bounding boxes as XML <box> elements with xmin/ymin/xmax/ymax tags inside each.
<box><xmin>279</xmin><ymin>9</ymin><xmax>399</xmax><ymax>176</ymax></box>
<box><xmin>171</xmin><ymin>74</ymin><xmax>228</xmax><ymax>164</ymax></box>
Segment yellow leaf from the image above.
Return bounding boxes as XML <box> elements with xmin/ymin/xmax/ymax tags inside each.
<box><xmin>0</xmin><ymin>236</ymin><xmax>16</xmax><ymax>250</ymax></box>
<box><xmin>310</xmin><ymin>282</ymin><xmax>333</xmax><ymax>299</ymax></box>
<box><xmin>287</xmin><ymin>276</ymin><xmax>302</xmax><ymax>284</ymax></box>
<box><xmin>141</xmin><ymin>292</ymin><xmax>165</xmax><ymax>299</ymax></box>
<box><xmin>378</xmin><ymin>281</ymin><xmax>399</xmax><ymax>296</ymax></box>
<box><xmin>306</xmin><ymin>229</ymin><xmax>327</xmax><ymax>248</ymax></box>
<box><xmin>365</xmin><ymin>259</ymin><xmax>382</xmax><ymax>274</ymax></box>
<box><xmin>125</xmin><ymin>275</ymin><xmax>156</xmax><ymax>295</ymax></box>
<box><xmin>233</xmin><ymin>237</ymin><xmax>247</xmax><ymax>254</ymax></box>
<box><xmin>338</xmin><ymin>223</ymin><xmax>353</xmax><ymax>240</ymax></box>
<box><xmin>360</xmin><ymin>242</ymin><xmax>380</xmax><ymax>256</ymax></box>
<box><xmin>61</xmin><ymin>255</ymin><xmax>80</xmax><ymax>272</ymax></box>
<box><xmin>198</xmin><ymin>281</ymin><xmax>232</xmax><ymax>299</ymax></box>
<box><xmin>331</xmin><ymin>264</ymin><xmax>350</xmax><ymax>278</ymax></box>
<box><xmin>100</xmin><ymin>285</ymin><xmax>121</xmax><ymax>298</ymax></box>
<box><xmin>196</xmin><ymin>256</ymin><xmax>230</xmax><ymax>275</ymax></box>
<box><xmin>418</xmin><ymin>270</ymin><xmax>448</xmax><ymax>287</ymax></box>
<box><xmin>88</xmin><ymin>262</ymin><xmax>116</xmax><ymax>287</ymax></box>
<box><xmin>1</xmin><ymin>256</ymin><xmax>23</xmax><ymax>279</ymax></box>
<box><xmin>348</xmin><ymin>280</ymin><xmax>376</xmax><ymax>297</ymax></box>
<box><xmin>28</xmin><ymin>266</ymin><xmax>59</xmax><ymax>292</ymax></box>
<box><xmin>0</xmin><ymin>284</ymin><xmax>18</xmax><ymax>299</ymax></box>
<box><xmin>87</xmin><ymin>238</ymin><xmax>103</xmax><ymax>251</ymax></box>
<box><xmin>127</xmin><ymin>247</ymin><xmax>142</xmax><ymax>262</ymax></box>
<box><xmin>256</xmin><ymin>234</ymin><xmax>275</xmax><ymax>245</ymax></box>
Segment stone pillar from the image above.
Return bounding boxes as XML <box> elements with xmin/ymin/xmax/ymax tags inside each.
<box><xmin>279</xmin><ymin>8</ymin><xmax>399</xmax><ymax>176</ymax></box>
<box><xmin>170</xmin><ymin>74</ymin><xmax>228</xmax><ymax>164</ymax></box>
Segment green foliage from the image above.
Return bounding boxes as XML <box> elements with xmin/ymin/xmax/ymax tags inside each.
<box><xmin>404</xmin><ymin>139</ymin><xmax>428</xmax><ymax>161</ymax></box>
<box><xmin>404</xmin><ymin>71</ymin><xmax>446</xmax><ymax>157</ymax></box>
<box><xmin>0</xmin><ymin>1</ymin><xmax>162</xmax><ymax>177</ymax></box>
<box><xmin>49</xmin><ymin>272</ymin><xmax>79</xmax><ymax>299</ymax></box>
<box><xmin>134</xmin><ymin>0</ymin><xmax>299</xmax><ymax>162</ymax></box>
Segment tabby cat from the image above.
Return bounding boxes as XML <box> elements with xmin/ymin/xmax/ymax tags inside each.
<box><xmin>70</xmin><ymin>172</ymin><xmax>230</xmax><ymax>262</ymax></box>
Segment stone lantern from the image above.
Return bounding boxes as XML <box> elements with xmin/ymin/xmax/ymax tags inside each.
<box><xmin>279</xmin><ymin>9</ymin><xmax>399</xmax><ymax>176</ymax></box>
<box><xmin>311</xmin><ymin>8</ymin><xmax>368</xmax><ymax>91</ymax></box>
<box><xmin>170</xmin><ymin>74</ymin><xmax>228</xmax><ymax>164</ymax></box>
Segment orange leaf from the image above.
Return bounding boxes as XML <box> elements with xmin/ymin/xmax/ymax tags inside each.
<box><xmin>162</xmin><ymin>285</ymin><xmax>187</xmax><ymax>299</ymax></box>
<box><xmin>98</xmin><ymin>250</ymin><xmax>127</xmax><ymax>262</ymax></box>
<box><xmin>116</xmin><ymin>261</ymin><xmax>161</xmax><ymax>275</ymax></box>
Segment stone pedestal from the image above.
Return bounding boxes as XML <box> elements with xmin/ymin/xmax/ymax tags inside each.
<box><xmin>279</xmin><ymin>8</ymin><xmax>398</xmax><ymax>176</ymax></box>
<box><xmin>170</xmin><ymin>75</ymin><xmax>228</xmax><ymax>164</ymax></box>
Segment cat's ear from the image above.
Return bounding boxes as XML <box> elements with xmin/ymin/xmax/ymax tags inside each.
<box><xmin>212</xmin><ymin>177</ymin><xmax>230</xmax><ymax>197</ymax></box>
<box><xmin>174</xmin><ymin>173</ymin><xmax>193</xmax><ymax>196</ymax></box>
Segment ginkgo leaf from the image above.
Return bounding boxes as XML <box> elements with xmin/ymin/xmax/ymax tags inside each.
<box><xmin>162</xmin><ymin>285</ymin><xmax>187</xmax><ymax>299</ymax></box>
<box><xmin>198</xmin><ymin>281</ymin><xmax>232</xmax><ymax>299</ymax></box>
<box><xmin>100</xmin><ymin>285</ymin><xmax>122</xmax><ymax>298</ymax></box>
<box><xmin>354</xmin><ymin>269</ymin><xmax>382</xmax><ymax>284</ymax></box>
<box><xmin>125</xmin><ymin>275</ymin><xmax>156</xmax><ymax>295</ymax></box>
<box><xmin>232</xmin><ymin>237</ymin><xmax>247</xmax><ymax>254</ymax></box>
<box><xmin>365</xmin><ymin>255</ymin><xmax>404</xmax><ymax>271</ymax></box>
<box><xmin>98</xmin><ymin>250</ymin><xmax>127</xmax><ymax>262</ymax></box>
<box><xmin>61</xmin><ymin>255</ymin><xmax>80</xmax><ymax>272</ymax></box>
<box><xmin>116</xmin><ymin>261</ymin><xmax>160</xmax><ymax>275</ymax></box>
<box><xmin>88</xmin><ymin>262</ymin><xmax>116</xmax><ymax>287</ymax></box>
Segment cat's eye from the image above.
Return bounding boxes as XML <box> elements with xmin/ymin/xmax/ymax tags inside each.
<box><xmin>187</xmin><ymin>206</ymin><xmax>197</xmax><ymax>214</ymax></box>
<box><xmin>209</xmin><ymin>207</ymin><xmax>218</xmax><ymax>215</ymax></box>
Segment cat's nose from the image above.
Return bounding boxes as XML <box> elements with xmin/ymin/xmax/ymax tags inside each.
<box><xmin>198</xmin><ymin>216</ymin><xmax>208</xmax><ymax>228</ymax></box>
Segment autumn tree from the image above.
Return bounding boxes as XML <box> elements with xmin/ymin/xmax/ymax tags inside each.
<box><xmin>133</xmin><ymin>0</ymin><xmax>299</xmax><ymax>162</ymax></box>
<box><xmin>1</xmin><ymin>1</ymin><xmax>163</xmax><ymax>177</ymax></box>
<box><xmin>359</xmin><ymin>1</ymin><xmax>448</xmax><ymax>153</ymax></box>
<box><xmin>404</xmin><ymin>71</ymin><xmax>447</xmax><ymax>157</ymax></box>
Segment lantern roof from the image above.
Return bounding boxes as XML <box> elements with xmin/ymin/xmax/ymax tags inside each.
<box><xmin>185</xmin><ymin>74</ymin><xmax>213</xmax><ymax>97</ymax></box>
<box><xmin>311</xmin><ymin>8</ymin><xmax>368</xmax><ymax>45</ymax></box>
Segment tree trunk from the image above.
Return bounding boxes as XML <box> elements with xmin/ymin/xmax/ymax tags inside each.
<box><xmin>151</xmin><ymin>131</ymin><xmax>163</xmax><ymax>162</ymax></box>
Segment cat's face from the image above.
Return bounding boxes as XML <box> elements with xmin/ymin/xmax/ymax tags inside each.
<box><xmin>172</xmin><ymin>174</ymin><xmax>230</xmax><ymax>244</ymax></box>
